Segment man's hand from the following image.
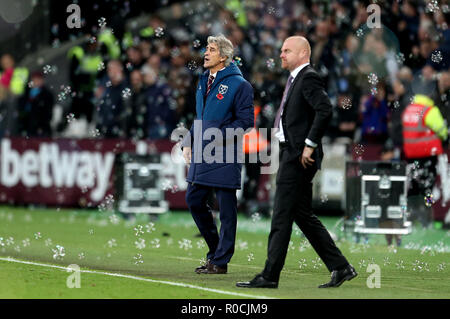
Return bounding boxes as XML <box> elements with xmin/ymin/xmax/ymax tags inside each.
<box><xmin>183</xmin><ymin>146</ymin><xmax>192</xmax><ymax>165</ymax></box>
<box><xmin>300</xmin><ymin>146</ymin><xmax>315</xmax><ymax>169</ymax></box>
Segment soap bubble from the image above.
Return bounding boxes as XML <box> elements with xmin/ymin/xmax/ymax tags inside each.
<box><xmin>135</xmin><ymin>238</ymin><xmax>146</xmax><ymax>250</ymax></box>
<box><xmin>353</xmin><ymin>24</ymin><xmax>401</xmax><ymax>77</ymax></box>
<box><xmin>121</xmin><ymin>88</ymin><xmax>132</xmax><ymax>99</ymax></box>
<box><xmin>43</xmin><ymin>64</ymin><xmax>52</xmax><ymax>74</ymax></box>
<box><xmin>145</xmin><ymin>222</ymin><xmax>156</xmax><ymax>233</ymax></box>
<box><xmin>251</xmin><ymin>212</ymin><xmax>261</xmax><ymax>223</ymax></box>
<box><xmin>298</xmin><ymin>258</ymin><xmax>307</xmax><ymax>269</ymax></box>
<box><xmin>368</xmin><ymin>73</ymin><xmax>379</xmax><ymax>86</ymax></box>
<box><xmin>178</xmin><ymin>238</ymin><xmax>192</xmax><ymax>250</ymax></box>
<box><xmin>52</xmin><ymin>245</ymin><xmax>65</xmax><ymax>260</ymax></box>
<box><xmin>109</xmin><ymin>214</ymin><xmax>120</xmax><ymax>225</ymax></box>
<box><xmin>370</xmin><ymin>86</ymin><xmax>378</xmax><ymax>96</ymax></box>
<box><xmin>134</xmin><ymin>225</ymin><xmax>144</xmax><ymax>236</ymax></box>
<box><xmin>97</xmin><ymin>61</ymin><xmax>105</xmax><ymax>71</ymax></box>
<box><xmin>232</xmin><ymin>56</ymin><xmax>242</xmax><ymax>67</ymax></box>
<box><xmin>196</xmin><ymin>239</ymin><xmax>205</xmax><ymax>249</ymax></box>
<box><xmin>237</xmin><ymin>240</ymin><xmax>248</xmax><ymax>250</ymax></box>
<box><xmin>354</xmin><ymin>144</ymin><xmax>365</xmax><ymax>156</ymax></box>
<box><xmin>312</xmin><ymin>257</ymin><xmax>323</xmax><ymax>269</ymax></box>
<box><xmin>155</xmin><ymin>27</ymin><xmax>164</xmax><ymax>37</ymax></box>
<box><xmin>437</xmin><ymin>263</ymin><xmax>446</xmax><ymax>272</ymax></box>
<box><xmin>98</xmin><ymin>17</ymin><xmax>106</xmax><ymax>28</ymax></box>
<box><xmin>6</xmin><ymin>237</ymin><xmax>14</xmax><ymax>246</ymax></box>
<box><xmin>66</xmin><ymin>113</ymin><xmax>75</xmax><ymax>123</ymax></box>
<box><xmin>107</xmin><ymin>238</ymin><xmax>117</xmax><ymax>248</ymax></box>
<box><xmin>187</xmin><ymin>60</ymin><xmax>198</xmax><ymax>70</ymax></box>
<box><xmin>266</xmin><ymin>58</ymin><xmax>275</xmax><ymax>70</ymax></box>
<box><xmin>267</xmin><ymin>6</ymin><xmax>276</xmax><ymax>14</ymax></box>
<box><xmin>396</xmin><ymin>260</ymin><xmax>405</xmax><ymax>269</ymax></box>
<box><xmin>396</xmin><ymin>52</ymin><xmax>405</xmax><ymax>64</ymax></box>
<box><xmin>356</xmin><ymin>28</ymin><xmax>364</xmax><ymax>37</ymax></box>
<box><xmin>341</xmin><ymin>97</ymin><xmax>352</xmax><ymax>110</ymax></box>
<box><xmin>424</xmin><ymin>192</ymin><xmax>435</xmax><ymax>207</ymax></box>
<box><xmin>134</xmin><ymin>253</ymin><xmax>143</xmax><ymax>265</ymax></box>
<box><xmin>151</xmin><ymin>238</ymin><xmax>160</xmax><ymax>248</ymax></box>
<box><xmin>91</xmin><ymin>128</ymin><xmax>101</xmax><ymax>137</ymax></box>
<box><xmin>426</xmin><ymin>0</ymin><xmax>440</xmax><ymax>13</ymax></box>
<box><xmin>22</xmin><ymin>238</ymin><xmax>31</xmax><ymax>247</ymax></box>
<box><xmin>358</xmin><ymin>259</ymin><xmax>367</xmax><ymax>268</ymax></box>
<box><xmin>431</xmin><ymin>50</ymin><xmax>443</xmax><ymax>63</ymax></box>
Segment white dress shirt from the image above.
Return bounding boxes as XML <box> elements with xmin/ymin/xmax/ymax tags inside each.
<box><xmin>209</xmin><ymin>67</ymin><xmax>226</xmax><ymax>85</ymax></box>
<box><xmin>275</xmin><ymin>63</ymin><xmax>316</xmax><ymax>147</ymax></box>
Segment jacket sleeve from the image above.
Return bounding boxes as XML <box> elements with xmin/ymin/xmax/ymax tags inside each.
<box><xmin>221</xmin><ymin>80</ymin><xmax>254</xmax><ymax>134</ymax></box>
<box><xmin>424</xmin><ymin>106</ymin><xmax>448</xmax><ymax>141</ymax></box>
<box><xmin>301</xmin><ymin>72</ymin><xmax>332</xmax><ymax>145</ymax></box>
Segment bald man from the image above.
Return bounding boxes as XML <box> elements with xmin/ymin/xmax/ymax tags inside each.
<box><xmin>237</xmin><ymin>36</ymin><xmax>357</xmax><ymax>289</ymax></box>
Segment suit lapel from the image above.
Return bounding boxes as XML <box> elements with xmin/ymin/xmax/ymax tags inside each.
<box><xmin>283</xmin><ymin>65</ymin><xmax>310</xmax><ymax>109</ymax></box>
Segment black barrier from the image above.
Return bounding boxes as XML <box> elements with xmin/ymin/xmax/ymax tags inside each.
<box><xmin>114</xmin><ymin>152</ymin><xmax>169</xmax><ymax>214</ymax></box>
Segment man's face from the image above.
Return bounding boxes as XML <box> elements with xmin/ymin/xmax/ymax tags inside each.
<box><xmin>130</xmin><ymin>70</ymin><xmax>143</xmax><ymax>89</ymax></box>
<box><xmin>203</xmin><ymin>43</ymin><xmax>224</xmax><ymax>70</ymax></box>
<box><xmin>280</xmin><ymin>39</ymin><xmax>303</xmax><ymax>71</ymax></box>
<box><xmin>107</xmin><ymin>62</ymin><xmax>124</xmax><ymax>85</ymax></box>
<box><xmin>31</xmin><ymin>76</ymin><xmax>43</xmax><ymax>88</ymax></box>
<box><xmin>1</xmin><ymin>55</ymin><xmax>14</xmax><ymax>70</ymax></box>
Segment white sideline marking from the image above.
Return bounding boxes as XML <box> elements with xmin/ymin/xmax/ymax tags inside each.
<box><xmin>0</xmin><ymin>257</ymin><xmax>275</xmax><ymax>299</ymax></box>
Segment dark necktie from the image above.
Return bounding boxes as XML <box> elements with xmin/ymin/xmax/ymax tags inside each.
<box><xmin>206</xmin><ymin>75</ymin><xmax>214</xmax><ymax>95</ymax></box>
<box><xmin>274</xmin><ymin>74</ymin><xmax>294</xmax><ymax>129</ymax></box>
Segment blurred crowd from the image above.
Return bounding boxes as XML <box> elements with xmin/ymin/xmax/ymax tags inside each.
<box><xmin>0</xmin><ymin>0</ymin><xmax>449</xmax><ymax>153</ymax></box>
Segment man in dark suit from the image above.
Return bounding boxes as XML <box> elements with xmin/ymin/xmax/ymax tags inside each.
<box><xmin>236</xmin><ymin>36</ymin><xmax>357</xmax><ymax>288</ymax></box>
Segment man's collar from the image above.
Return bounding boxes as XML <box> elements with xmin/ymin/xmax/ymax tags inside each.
<box><xmin>290</xmin><ymin>62</ymin><xmax>310</xmax><ymax>79</ymax></box>
<box><xmin>209</xmin><ymin>67</ymin><xmax>226</xmax><ymax>78</ymax></box>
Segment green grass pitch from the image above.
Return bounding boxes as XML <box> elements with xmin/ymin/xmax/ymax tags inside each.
<box><xmin>0</xmin><ymin>205</ymin><xmax>449</xmax><ymax>299</ymax></box>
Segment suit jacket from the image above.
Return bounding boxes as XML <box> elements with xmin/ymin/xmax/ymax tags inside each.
<box><xmin>280</xmin><ymin>65</ymin><xmax>332</xmax><ymax>170</ymax></box>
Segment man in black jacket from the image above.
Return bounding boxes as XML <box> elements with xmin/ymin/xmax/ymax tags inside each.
<box><xmin>18</xmin><ymin>71</ymin><xmax>54</xmax><ymax>137</ymax></box>
<box><xmin>237</xmin><ymin>36</ymin><xmax>356</xmax><ymax>289</ymax></box>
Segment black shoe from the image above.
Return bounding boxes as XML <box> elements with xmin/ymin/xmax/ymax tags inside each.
<box><xmin>236</xmin><ymin>274</ymin><xmax>278</xmax><ymax>288</ymax></box>
<box><xmin>195</xmin><ymin>259</ymin><xmax>210</xmax><ymax>274</ymax></box>
<box><xmin>318</xmin><ymin>264</ymin><xmax>357</xmax><ymax>288</ymax></box>
<box><xmin>199</xmin><ymin>263</ymin><xmax>227</xmax><ymax>274</ymax></box>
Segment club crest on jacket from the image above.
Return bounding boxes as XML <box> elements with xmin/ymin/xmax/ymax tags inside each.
<box><xmin>218</xmin><ymin>84</ymin><xmax>228</xmax><ymax>95</ymax></box>
<box><xmin>217</xmin><ymin>84</ymin><xmax>228</xmax><ymax>100</ymax></box>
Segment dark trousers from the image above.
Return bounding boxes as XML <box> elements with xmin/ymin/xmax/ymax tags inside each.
<box><xmin>186</xmin><ymin>183</ymin><xmax>237</xmax><ymax>267</ymax></box>
<box><xmin>262</xmin><ymin>145</ymin><xmax>349</xmax><ymax>282</ymax></box>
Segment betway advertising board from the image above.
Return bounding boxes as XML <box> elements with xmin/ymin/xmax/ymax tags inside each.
<box><xmin>0</xmin><ymin>137</ymin><xmax>190</xmax><ymax>208</ymax></box>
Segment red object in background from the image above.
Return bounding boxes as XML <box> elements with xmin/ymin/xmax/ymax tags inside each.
<box><xmin>0</xmin><ymin>68</ymin><xmax>13</xmax><ymax>88</ymax></box>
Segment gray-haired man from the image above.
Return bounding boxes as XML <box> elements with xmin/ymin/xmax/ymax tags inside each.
<box><xmin>181</xmin><ymin>34</ymin><xmax>254</xmax><ymax>274</ymax></box>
